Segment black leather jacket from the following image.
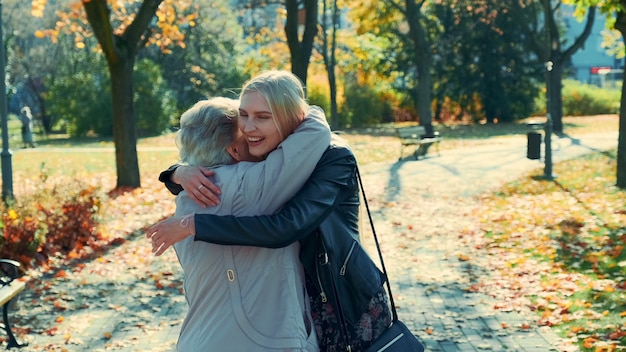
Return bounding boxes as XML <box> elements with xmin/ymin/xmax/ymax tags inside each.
<box><xmin>160</xmin><ymin>137</ymin><xmax>386</xmax><ymax>327</ymax></box>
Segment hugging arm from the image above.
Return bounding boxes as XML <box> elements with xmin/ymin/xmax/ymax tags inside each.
<box><xmin>193</xmin><ymin>146</ymin><xmax>357</xmax><ymax>248</ymax></box>
<box><xmin>159</xmin><ymin>165</ymin><xmax>184</xmax><ymax>195</ymax></box>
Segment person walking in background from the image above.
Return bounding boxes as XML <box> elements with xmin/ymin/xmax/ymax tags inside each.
<box><xmin>150</xmin><ymin>71</ymin><xmax>331</xmax><ymax>351</ymax></box>
<box><xmin>19</xmin><ymin>107</ymin><xmax>36</xmax><ymax>148</ymax></box>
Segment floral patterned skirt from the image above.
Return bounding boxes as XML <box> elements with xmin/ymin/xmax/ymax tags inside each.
<box><xmin>309</xmin><ymin>286</ymin><xmax>392</xmax><ymax>352</ymax></box>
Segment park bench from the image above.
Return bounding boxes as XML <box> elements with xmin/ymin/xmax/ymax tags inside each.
<box><xmin>0</xmin><ymin>259</ymin><xmax>27</xmax><ymax>349</ymax></box>
<box><xmin>396</xmin><ymin>125</ymin><xmax>442</xmax><ymax>160</ymax></box>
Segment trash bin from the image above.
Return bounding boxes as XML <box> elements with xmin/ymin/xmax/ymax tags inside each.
<box><xmin>527</xmin><ymin>131</ymin><xmax>541</xmax><ymax>160</ymax></box>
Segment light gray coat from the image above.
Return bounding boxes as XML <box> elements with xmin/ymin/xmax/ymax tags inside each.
<box><xmin>173</xmin><ymin>107</ymin><xmax>330</xmax><ymax>352</ymax></box>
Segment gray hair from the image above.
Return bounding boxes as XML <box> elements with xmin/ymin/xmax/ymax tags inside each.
<box><xmin>176</xmin><ymin>97</ymin><xmax>239</xmax><ymax>167</ymax></box>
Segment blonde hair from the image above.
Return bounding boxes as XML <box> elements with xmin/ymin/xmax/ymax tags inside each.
<box><xmin>176</xmin><ymin>97</ymin><xmax>239</xmax><ymax>167</ymax></box>
<box><xmin>240</xmin><ymin>70</ymin><xmax>308</xmax><ymax>140</ymax></box>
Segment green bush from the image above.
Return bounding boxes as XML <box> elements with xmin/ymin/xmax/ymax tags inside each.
<box><xmin>45</xmin><ymin>70</ymin><xmax>112</xmax><ymax>137</ymax></box>
<box><xmin>561</xmin><ymin>79</ymin><xmax>620</xmax><ymax>116</ymax></box>
<box><xmin>0</xmin><ymin>177</ymin><xmax>103</xmax><ymax>269</ymax></box>
<box><xmin>534</xmin><ymin>80</ymin><xmax>620</xmax><ymax>116</ymax></box>
<box><xmin>45</xmin><ymin>59</ymin><xmax>177</xmax><ymax>137</ymax></box>
<box><xmin>341</xmin><ymin>82</ymin><xmax>385</xmax><ymax>128</ymax></box>
<box><xmin>134</xmin><ymin>59</ymin><xmax>179</xmax><ymax>136</ymax></box>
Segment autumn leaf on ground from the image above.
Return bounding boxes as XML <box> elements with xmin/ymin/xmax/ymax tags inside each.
<box><xmin>44</xmin><ymin>327</ymin><xmax>59</xmax><ymax>336</ymax></box>
<box><xmin>53</xmin><ymin>300</ymin><xmax>67</xmax><ymax>311</ymax></box>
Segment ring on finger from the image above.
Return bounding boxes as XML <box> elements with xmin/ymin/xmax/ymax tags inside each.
<box><xmin>198</xmin><ymin>184</ymin><xmax>204</xmax><ymax>191</ymax></box>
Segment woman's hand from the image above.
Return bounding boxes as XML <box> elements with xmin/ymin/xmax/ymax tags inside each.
<box><xmin>173</xmin><ymin>166</ymin><xmax>221</xmax><ymax>207</ymax></box>
<box><xmin>147</xmin><ymin>215</ymin><xmax>196</xmax><ymax>256</ymax></box>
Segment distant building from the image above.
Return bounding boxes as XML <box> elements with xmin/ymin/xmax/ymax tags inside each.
<box><xmin>563</xmin><ymin>5</ymin><xmax>624</xmax><ymax>88</ymax></box>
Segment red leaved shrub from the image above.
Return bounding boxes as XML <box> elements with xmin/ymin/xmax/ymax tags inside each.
<box><xmin>0</xmin><ymin>178</ymin><xmax>104</xmax><ymax>269</ymax></box>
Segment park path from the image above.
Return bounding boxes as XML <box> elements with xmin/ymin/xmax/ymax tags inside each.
<box><xmin>9</xmin><ymin>131</ymin><xmax>619</xmax><ymax>351</ymax></box>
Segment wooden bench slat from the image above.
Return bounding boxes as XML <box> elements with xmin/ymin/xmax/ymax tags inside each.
<box><xmin>0</xmin><ymin>281</ymin><xmax>25</xmax><ymax>306</ymax></box>
<box><xmin>0</xmin><ymin>259</ymin><xmax>28</xmax><ymax>348</ymax></box>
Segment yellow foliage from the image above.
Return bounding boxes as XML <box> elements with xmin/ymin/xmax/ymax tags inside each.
<box><xmin>7</xmin><ymin>209</ymin><xmax>18</xmax><ymax>220</ymax></box>
<box><xmin>31</xmin><ymin>0</ymin><xmax>197</xmax><ymax>54</ymax></box>
<box><xmin>31</xmin><ymin>0</ymin><xmax>46</xmax><ymax>18</ymax></box>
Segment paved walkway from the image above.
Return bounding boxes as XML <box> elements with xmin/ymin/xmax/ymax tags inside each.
<box><xmin>10</xmin><ymin>131</ymin><xmax>619</xmax><ymax>351</ymax></box>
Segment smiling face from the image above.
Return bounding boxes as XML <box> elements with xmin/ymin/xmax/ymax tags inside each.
<box><xmin>238</xmin><ymin>91</ymin><xmax>282</xmax><ymax>158</ymax></box>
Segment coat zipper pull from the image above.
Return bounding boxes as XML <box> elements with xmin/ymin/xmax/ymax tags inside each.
<box><xmin>340</xmin><ymin>242</ymin><xmax>357</xmax><ymax>276</ymax></box>
<box><xmin>320</xmin><ymin>291</ymin><xmax>327</xmax><ymax>303</ymax></box>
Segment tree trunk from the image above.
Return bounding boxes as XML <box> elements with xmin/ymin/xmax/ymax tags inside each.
<box><xmin>406</xmin><ymin>0</ymin><xmax>434</xmax><ymax>136</ymax></box>
<box><xmin>328</xmin><ymin>69</ymin><xmax>338</xmax><ymax>129</ymax></box>
<box><xmin>548</xmin><ymin>62</ymin><xmax>563</xmax><ymax>133</ymax></box>
<box><xmin>618</xmin><ymin>87</ymin><xmax>626</xmax><ymax>188</ymax></box>
<box><xmin>110</xmin><ymin>59</ymin><xmax>141</xmax><ymax>188</ymax></box>
<box><xmin>615</xmin><ymin>7</ymin><xmax>626</xmax><ymax>189</ymax></box>
<box><xmin>320</xmin><ymin>0</ymin><xmax>339</xmax><ymax>129</ymax></box>
<box><xmin>329</xmin><ymin>0</ymin><xmax>339</xmax><ymax>129</ymax></box>
<box><xmin>83</xmin><ymin>0</ymin><xmax>161</xmax><ymax>189</ymax></box>
<box><xmin>416</xmin><ymin>62</ymin><xmax>434</xmax><ymax>136</ymax></box>
<box><xmin>285</xmin><ymin>0</ymin><xmax>318</xmax><ymax>85</ymax></box>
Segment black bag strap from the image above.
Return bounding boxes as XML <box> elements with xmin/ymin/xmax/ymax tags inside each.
<box><xmin>355</xmin><ymin>166</ymin><xmax>398</xmax><ymax>321</ymax></box>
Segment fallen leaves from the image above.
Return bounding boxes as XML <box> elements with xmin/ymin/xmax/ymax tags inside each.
<box><xmin>457</xmin><ymin>253</ymin><xmax>470</xmax><ymax>261</ymax></box>
<box><xmin>465</xmin><ymin>152</ymin><xmax>626</xmax><ymax>350</ymax></box>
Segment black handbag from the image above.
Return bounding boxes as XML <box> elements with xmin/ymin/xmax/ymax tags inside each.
<box><xmin>357</xmin><ymin>167</ymin><xmax>425</xmax><ymax>352</ymax></box>
<box><xmin>365</xmin><ymin>320</ymin><xmax>424</xmax><ymax>352</ymax></box>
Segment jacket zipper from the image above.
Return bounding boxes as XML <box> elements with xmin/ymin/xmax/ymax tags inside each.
<box><xmin>317</xmin><ymin>234</ymin><xmax>352</xmax><ymax>351</ymax></box>
<box><xmin>339</xmin><ymin>241</ymin><xmax>357</xmax><ymax>276</ymax></box>
<box><xmin>316</xmin><ymin>252</ymin><xmax>328</xmax><ymax>303</ymax></box>
<box><xmin>326</xmin><ymin>262</ymin><xmax>352</xmax><ymax>351</ymax></box>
